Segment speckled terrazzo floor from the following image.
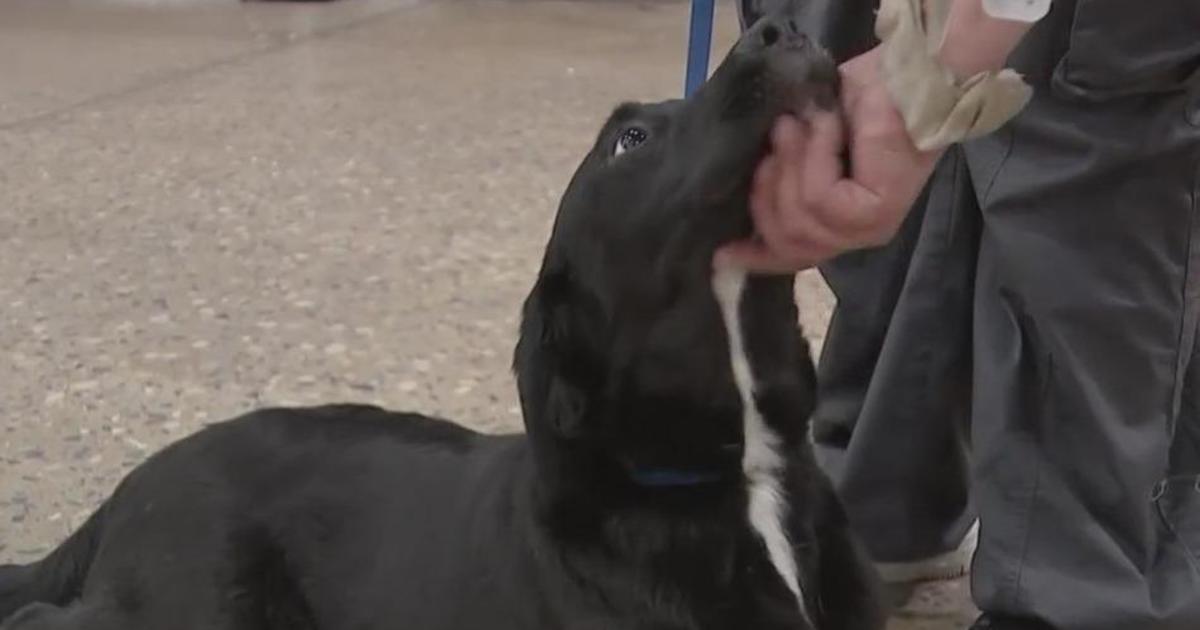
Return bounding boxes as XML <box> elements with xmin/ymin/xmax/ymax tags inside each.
<box><xmin>0</xmin><ymin>1</ymin><xmax>973</xmax><ymax>627</ymax></box>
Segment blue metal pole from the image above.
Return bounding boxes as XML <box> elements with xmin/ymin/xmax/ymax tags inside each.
<box><xmin>684</xmin><ymin>0</ymin><xmax>716</xmax><ymax>97</ymax></box>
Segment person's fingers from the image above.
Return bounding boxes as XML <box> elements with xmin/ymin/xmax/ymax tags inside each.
<box><xmin>714</xmin><ymin>239</ymin><xmax>821</xmax><ymax>275</ymax></box>
<box><xmin>800</xmin><ymin>111</ymin><xmax>846</xmax><ymax>206</ymax></box>
<box><xmin>748</xmin><ymin>173</ymin><xmax>842</xmax><ymax>271</ymax></box>
<box><xmin>814</xmin><ymin>179</ymin><xmax>889</xmax><ymax>239</ymax></box>
<box><xmin>772</xmin><ymin>150</ymin><xmax>807</xmax><ymax>237</ymax></box>
<box><xmin>811</xmin><ymin>145</ymin><xmax>938</xmax><ymax>246</ymax></box>
<box><xmin>764</xmin><ymin>117</ymin><xmax>808</xmax><ymax>240</ymax></box>
<box><xmin>750</xmin><ymin>168</ymin><xmax>797</xmax><ymax>258</ymax></box>
<box><xmin>772</xmin><ymin>115</ymin><xmax>806</xmax><ymax>159</ymax></box>
<box><xmin>752</xmin><ymin>161</ymin><xmax>832</xmax><ymax>263</ymax></box>
<box><xmin>730</xmin><ymin>67</ymin><xmax>944</xmax><ymax>272</ymax></box>
<box><xmin>767</xmin><ymin>117</ymin><xmax>805</xmax><ymax>226</ymax></box>
<box><xmin>750</xmin><ymin>153</ymin><xmax>781</xmax><ymax>229</ymax></box>
<box><xmin>749</xmin><ymin>152</ymin><xmax>781</xmax><ymax>220</ymax></box>
<box><xmin>771</xmin><ymin>117</ymin><xmax>865</xmax><ymax>252</ymax></box>
<box><xmin>772</xmin><ymin>165</ymin><xmax>857</xmax><ymax>252</ymax></box>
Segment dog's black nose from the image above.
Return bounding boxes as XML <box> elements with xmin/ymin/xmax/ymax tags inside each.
<box><xmin>736</xmin><ymin>14</ymin><xmax>808</xmax><ymax>54</ymax></box>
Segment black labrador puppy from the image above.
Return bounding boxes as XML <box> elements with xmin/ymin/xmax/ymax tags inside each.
<box><xmin>0</xmin><ymin>12</ymin><xmax>883</xmax><ymax>630</ymax></box>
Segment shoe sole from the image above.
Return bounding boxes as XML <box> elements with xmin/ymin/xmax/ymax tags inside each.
<box><xmin>875</xmin><ymin>521</ymin><xmax>979</xmax><ymax>584</ymax></box>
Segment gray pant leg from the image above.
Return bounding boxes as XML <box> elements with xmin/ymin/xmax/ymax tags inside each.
<box><xmin>812</xmin><ymin>149</ymin><xmax>980</xmax><ymax>563</ymax></box>
<box><xmin>966</xmin><ymin>42</ymin><xmax>1200</xmax><ymax>630</ymax></box>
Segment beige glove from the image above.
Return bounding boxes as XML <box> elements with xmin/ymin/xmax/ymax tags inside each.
<box><xmin>876</xmin><ymin>0</ymin><xmax>1033</xmax><ymax>151</ymax></box>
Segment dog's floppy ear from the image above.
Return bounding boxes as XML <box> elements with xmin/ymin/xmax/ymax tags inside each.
<box><xmin>514</xmin><ymin>266</ymin><xmax>607</xmax><ymax>441</ymax></box>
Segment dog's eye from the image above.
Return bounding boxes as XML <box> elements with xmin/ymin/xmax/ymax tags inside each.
<box><xmin>612</xmin><ymin>127</ymin><xmax>648</xmax><ymax>158</ymax></box>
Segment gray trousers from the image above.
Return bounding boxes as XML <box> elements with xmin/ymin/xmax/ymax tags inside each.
<box><xmin>807</xmin><ymin>3</ymin><xmax>1200</xmax><ymax>628</ymax></box>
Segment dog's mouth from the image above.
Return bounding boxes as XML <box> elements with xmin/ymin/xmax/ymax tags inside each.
<box><xmin>721</xmin><ymin>44</ymin><xmax>838</xmax><ymax>124</ymax></box>
<box><xmin>709</xmin><ymin>13</ymin><xmax>839</xmax><ymax>120</ymax></box>
<box><xmin>669</xmin><ymin>13</ymin><xmax>839</xmax><ymax>227</ymax></box>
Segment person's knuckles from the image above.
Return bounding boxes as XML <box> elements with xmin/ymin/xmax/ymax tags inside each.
<box><xmin>801</xmin><ymin>181</ymin><xmax>832</xmax><ymax>210</ymax></box>
<box><xmin>811</xmin><ymin>111</ymin><xmax>843</xmax><ymax>139</ymax></box>
<box><xmin>813</xmin><ymin>200</ymin><xmax>880</xmax><ymax>235</ymax></box>
<box><xmin>786</xmin><ymin>197</ymin><xmax>854</xmax><ymax>250</ymax></box>
<box><xmin>777</xmin><ymin>205</ymin><xmax>821</xmax><ymax>245</ymax></box>
<box><xmin>774</xmin><ymin>167</ymin><xmax>806</xmax><ymax>219</ymax></box>
<box><xmin>770</xmin><ymin>118</ymin><xmax>794</xmax><ymax>150</ymax></box>
<box><xmin>759</xmin><ymin>212</ymin><xmax>815</xmax><ymax>260</ymax></box>
<box><xmin>772</xmin><ymin>206</ymin><xmax>843</xmax><ymax>255</ymax></box>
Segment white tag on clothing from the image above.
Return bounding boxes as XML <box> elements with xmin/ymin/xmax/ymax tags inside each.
<box><xmin>982</xmin><ymin>0</ymin><xmax>1051</xmax><ymax>23</ymax></box>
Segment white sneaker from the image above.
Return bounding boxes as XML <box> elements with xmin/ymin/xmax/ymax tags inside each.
<box><xmin>875</xmin><ymin>520</ymin><xmax>979</xmax><ymax>584</ymax></box>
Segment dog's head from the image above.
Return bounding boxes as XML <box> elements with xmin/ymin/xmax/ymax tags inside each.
<box><xmin>515</xmin><ymin>14</ymin><xmax>838</xmax><ymax>505</ymax></box>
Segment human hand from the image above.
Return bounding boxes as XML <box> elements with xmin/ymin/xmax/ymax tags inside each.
<box><xmin>717</xmin><ymin>46</ymin><xmax>942</xmax><ymax>273</ymax></box>
<box><xmin>939</xmin><ymin>0</ymin><xmax>1039</xmax><ymax>78</ymax></box>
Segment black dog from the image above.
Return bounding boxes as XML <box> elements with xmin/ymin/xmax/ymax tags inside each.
<box><xmin>0</xmin><ymin>13</ymin><xmax>883</xmax><ymax>630</ymax></box>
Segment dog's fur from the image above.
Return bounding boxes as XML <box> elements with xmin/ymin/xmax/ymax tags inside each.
<box><xmin>0</xmin><ymin>9</ymin><xmax>884</xmax><ymax>630</ymax></box>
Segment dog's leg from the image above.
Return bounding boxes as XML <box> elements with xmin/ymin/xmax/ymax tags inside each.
<box><xmin>812</xmin><ymin>473</ymin><xmax>887</xmax><ymax>630</ymax></box>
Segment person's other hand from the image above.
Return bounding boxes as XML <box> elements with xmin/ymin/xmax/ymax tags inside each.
<box><xmin>717</xmin><ymin>46</ymin><xmax>941</xmax><ymax>273</ymax></box>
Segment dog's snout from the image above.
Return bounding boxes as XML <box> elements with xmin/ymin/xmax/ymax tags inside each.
<box><xmin>739</xmin><ymin>15</ymin><xmax>808</xmax><ymax>55</ymax></box>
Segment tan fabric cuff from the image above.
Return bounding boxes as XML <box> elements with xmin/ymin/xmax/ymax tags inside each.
<box><xmin>876</xmin><ymin>0</ymin><xmax>1033</xmax><ymax>151</ymax></box>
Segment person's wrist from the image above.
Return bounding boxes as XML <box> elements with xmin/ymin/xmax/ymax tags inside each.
<box><xmin>934</xmin><ymin>0</ymin><xmax>1034</xmax><ymax>78</ymax></box>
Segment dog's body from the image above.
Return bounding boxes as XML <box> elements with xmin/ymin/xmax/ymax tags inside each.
<box><xmin>1</xmin><ymin>10</ymin><xmax>884</xmax><ymax>630</ymax></box>
<box><xmin>0</xmin><ymin>399</ymin><xmax>870</xmax><ymax>630</ymax></box>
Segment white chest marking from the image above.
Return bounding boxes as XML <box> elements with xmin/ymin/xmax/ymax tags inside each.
<box><xmin>712</xmin><ymin>267</ymin><xmax>814</xmax><ymax>628</ymax></box>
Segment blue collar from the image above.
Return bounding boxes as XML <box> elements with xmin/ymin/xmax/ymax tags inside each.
<box><xmin>628</xmin><ymin>467</ymin><xmax>726</xmax><ymax>488</ymax></box>
<box><xmin>625</xmin><ymin>443</ymin><xmax>741</xmax><ymax>487</ymax></box>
